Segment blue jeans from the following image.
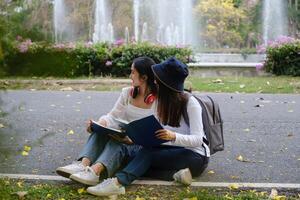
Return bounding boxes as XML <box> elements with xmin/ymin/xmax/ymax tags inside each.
<box><xmin>115</xmin><ymin>146</ymin><xmax>209</xmax><ymax>186</ymax></box>
<box><xmin>77</xmin><ymin>132</ymin><xmax>141</xmax><ymax>178</ymax></box>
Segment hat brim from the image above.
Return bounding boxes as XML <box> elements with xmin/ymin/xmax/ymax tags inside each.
<box><xmin>151</xmin><ymin>64</ymin><xmax>184</xmax><ymax>92</ymax></box>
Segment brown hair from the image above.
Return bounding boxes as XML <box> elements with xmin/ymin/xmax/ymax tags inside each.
<box><xmin>156</xmin><ymin>79</ymin><xmax>188</xmax><ymax>127</ymax></box>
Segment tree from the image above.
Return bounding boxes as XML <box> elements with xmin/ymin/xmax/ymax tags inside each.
<box><xmin>195</xmin><ymin>0</ymin><xmax>247</xmax><ymax>48</ymax></box>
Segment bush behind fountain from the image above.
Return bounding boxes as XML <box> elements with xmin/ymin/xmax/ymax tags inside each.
<box><xmin>2</xmin><ymin>40</ymin><xmax>192</xmax><ymax>77</ymax></box>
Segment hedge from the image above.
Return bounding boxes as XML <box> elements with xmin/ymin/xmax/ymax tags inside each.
<box><xmin>2</xmin><ymin>40</ymin><xmax>192</xmax><ymax>77</ymax></box>
<box><xmin>258</xmin><ymin>37</ymin><xmax>300</xmax><ymax>76</ymax></box>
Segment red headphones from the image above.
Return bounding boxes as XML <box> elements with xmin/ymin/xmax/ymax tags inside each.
<box><xmin>130</xmin><ymin>87</ymin><xmax>156</xmax><ymax>104</ymax></box>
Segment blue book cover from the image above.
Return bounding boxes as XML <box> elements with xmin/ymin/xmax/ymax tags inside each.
<box><xmin>92</xmin><ymin>115</ymin><xmax>166</xmax><ymax>147</ymax></box>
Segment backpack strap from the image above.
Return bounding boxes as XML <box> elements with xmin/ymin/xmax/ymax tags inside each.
<box><xmin>182</xmin><ymin>92</ymin><xmax>209</xmax><ymax>156</ymax></box>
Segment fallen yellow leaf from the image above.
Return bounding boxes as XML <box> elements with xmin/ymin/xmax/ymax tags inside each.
<box><xmin>208</xmin><ymin>170</ymin><xmax>215</xmax><ymax>174</ymax></box>
<box><xmin>77</xmin><ymin>188</ymin><xmax>86</xmax><ymax>194</ymax></box>
<box><xmin>273</xmin><ymin>196</ymin><xmax>286</xmax><ymax>200</ymax></box>
<box><xmin>236</xmin><ymin>155</ymin><xmax>244</xmax><ymax>162</ymax></box>
<box><xmin>24</xmin><ymin>145</ymin><xmax>31</xmax><ymax>152</ymax></box>
<box><xmin>21</xmin><ymin>151</ymin><xmax>29</xmax><ymax>156</ymax></box>
<box><xmin>228</xmin><ymin>183</ymin><xmax>239</xmax><ymax>190</ymax></box>
<box><xmin>135</xmin><ymin>196</ymin><xmax>145</xmax><ymax>200</ymax></box>
<box><xmin>17</xmin><ymin>181</ymin><xmax>23</xmax><ymax>188</ymax></box>
<box><xmin>243</xmin><ymin>128</ymin><xmax>250</xmax><ymax>132</ymax></box>
<box><xmin>0</xmin><ymin>123</ymin><xmax>4</xmax><ymax>128</ymax></box>
<box><xmin>230</xmin><ymin>176</ymin><xmax>239</xmax><ymax>179</ymax></box>
<box><xmin>67</xmin><ymin>130</ymin><xmax>74</xmax><ymax>135</ymax></box>
<box><xmin>46</xmin><ymin>194</ymin><xmax>52</xmax><ymax>198</ymax></box>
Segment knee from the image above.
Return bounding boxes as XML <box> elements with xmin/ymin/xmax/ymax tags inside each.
<box><xmin>106</xmin><ymin>139</ymin><xmax>125</xmax><ymax>149</ymax></box>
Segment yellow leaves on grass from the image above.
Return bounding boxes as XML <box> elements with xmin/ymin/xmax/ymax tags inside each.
<box><xmin>228</xmin><ymin>183</ymin><xmax>239</xmax><ymax>190</ymax></box>
<box><xmin>183</xmin><ymin>197</ymin><xmax>197</xmax><ymax>200</ymax></box>
<box><xmin>77</xmin><ymin>188</ymin><xmax>86</xmax><ymax>194</ymax></box>
<box><xmin>269</xmin><ymin>189</ymin><xmax>286</xmax><ymax>200</ymax></box>
<box><xmin>67</xmin><ymin>130</ymin><xmax>74</xmax><ymax>135</ymax></box>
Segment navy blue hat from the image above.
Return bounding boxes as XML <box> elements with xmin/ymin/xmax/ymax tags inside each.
<box><xmin>151</xmin><ymin>57</ymin><xmax>189</xmax><ymax>92</ymax></box>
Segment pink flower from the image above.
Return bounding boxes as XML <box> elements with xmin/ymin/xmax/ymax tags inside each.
<box><xmin>256</xmin><ymin>44</ymin><xmax>266</xmax><ymax>54</ymax></box>
<box><xmin>255</xmin><ymin>63</ymin><xmax>264</xmax><ymax>71</ymax></box>
<box><xmin>17</xmin><ymin>39</ymin><xmax>32</xmax><ymax>53</ymax></box>
<box><xmin>114</xmin><ymin>39</ymin><xmax>125</xmax><ymax>46</ymax></box>
<box><xmin>53</xmin><ymin>43</ymin><xmax>66</xmax><ymax>49</ymax></box>
<box><xmin>105</xmin><ymin>61</ymin><xmax>112</xmax><ymax>66</ymax></box>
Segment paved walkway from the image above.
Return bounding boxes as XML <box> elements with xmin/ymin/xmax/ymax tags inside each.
<box><xmin>0</xmin><ymin>90</ymin><xmax>299</xmax><ymax>187</ymax></box>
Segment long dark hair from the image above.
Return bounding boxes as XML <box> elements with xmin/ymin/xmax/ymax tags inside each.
<box><xmin>156</xmin><ymin>79</ymin><xmax>188</xmax><ymax>127</ymax></box>
<box><xmin>132</xmin><ymin>56</ymin><xmax>157</xmax><ymax>97</ymax></box>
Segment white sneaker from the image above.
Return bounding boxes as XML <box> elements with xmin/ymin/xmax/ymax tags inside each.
<box><xmin>87</xmin><ymin>177</ymin><xmax>125</xmax><ymax>196</ymax></box>
<box><xmin>56</xmin><ymin>161</ymin><xmax>85</xmax><ymax>178</ymax></box>
<box><xmin>70</xmin><ymin>166</ymin><xmax>99</xmax><ymax>186</ymax></box>
<box><xmin>173</xmin><ymin>168</ymin><xmax>193</xmax><ymax>185</ymax></box>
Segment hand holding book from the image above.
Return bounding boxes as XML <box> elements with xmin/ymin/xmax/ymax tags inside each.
<box><xmin>155</xmin><ymin>129</ymin><xmax>176</xmax><ymax>141</ymax></box>
<box><xmin>90</xmin><ymin>115</ymin><xmax>167</xmax><ymax>147</ymax></box>
<box><xmin>87</xmin><ymin>119</ymin><xmax>107</xmax><ymax>134</ymax></box>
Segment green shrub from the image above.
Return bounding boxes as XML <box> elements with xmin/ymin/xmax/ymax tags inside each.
<box><xmin>110</xmin><ymin>42</ymin><xmax>192</xmax><ymax>76</ymax></box>
<box><xmin>3</xmin><ymin>41</ymin><xmax>192</xmax><ymax>77</ymax></box>
<box><xmin>263</xmin><ymin>39</ymin><xmax>300</xmax><ymax>76</ymax></box>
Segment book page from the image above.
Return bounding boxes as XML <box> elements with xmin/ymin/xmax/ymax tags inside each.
<box><xmin>91</xmin><ymin>120</ymin><xmax>123</xmax><ymax>133</ymax></box>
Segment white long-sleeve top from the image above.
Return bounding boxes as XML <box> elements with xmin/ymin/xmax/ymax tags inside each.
<box><xmin>99</xmin><ymin>87</ymin><xmax>156</xmax><ymax>129</ymax></box>
<box><xmin>164</xmin><ymin>96</ymin><xmax>210</xmax><ymax>157</ymax></box>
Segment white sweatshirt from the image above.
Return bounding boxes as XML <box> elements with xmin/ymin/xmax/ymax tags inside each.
<box><xmin>99</xmin><ymin>87</ymin><xmax>156</xmax><ymax>129</ymax></box>
<box><xmin>100</xmin><ymin>88</ymin><xmax>209</xmax><ymax>157</ymax></box>
<box><xmin>164</xmin><ymin>96</ymin><xmax>210</xmax><ymax>157</ymax></box>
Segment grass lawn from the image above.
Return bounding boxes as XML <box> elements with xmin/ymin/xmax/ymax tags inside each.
<box><xmin>0</xmin><ymin>76</ymin><xmax>300</xmax><ymax>94</ymax></box>
<box><xmin>187</xmin><ymin>76</ymin><xmax>300</xmax><ymax>94</ymax></box>
<box><xmin>1</xmin><ymin>178</ymin><xmax>299</xmax><ymax>200</ymax></box>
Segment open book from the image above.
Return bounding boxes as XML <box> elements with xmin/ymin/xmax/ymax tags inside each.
<box><xmin>91</xmin><ymin>115</ymin><xmax>166</xmax><ymax>147</ymax></box>
<box><xmin>91</xmin><ymin>120</ymin><xmax>126</xmax><ymax>138</ymax></box>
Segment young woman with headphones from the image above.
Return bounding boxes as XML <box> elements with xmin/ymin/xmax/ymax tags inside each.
<box><xmin>56</xmin><ymin>56</ymin><xmax>157</xmax><ymax>186</ymax></box>
<box><xmin>86</xmin><ymin>57</ymin><xmax>210</xmax><ymax>197</ymax></box>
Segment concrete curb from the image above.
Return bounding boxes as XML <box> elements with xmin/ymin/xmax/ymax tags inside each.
<box><xmin>1</xmin><ymin>173</ymin><xmax>299</xmax><ymax>189</ymax></box>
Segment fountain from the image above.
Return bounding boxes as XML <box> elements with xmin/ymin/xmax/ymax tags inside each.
<box><xmin>133</xmin><ymin>0</ymin><xmax>140</xmax><ymax>42</ymax></box>
<box><xmin>125</xmin><ymin>27</ymin><xmax>130</xmax><ymax>44</ymax></box>
<box><xmin>53</xmin><ymin>0</ymin><xmax>66</xmax><ymax>43</ymax></box>
<box><xmin>93</xmin><ymin>0</ymin><xmax>114</xmax><ymax>43</ymax></box>
<box><xmin>263</xmin><ymin>0</ymin><xmax>288</xmax><ymax>44</ymax></box>
<box><xmin>141</xmin><ymin>22</ymin><xmax>148</xmax><ymax>42</ymax></box>
<box><xmin>152</xmin><ymin>0</ymin><xmax>197</xmax><ymax>46</ymax></box>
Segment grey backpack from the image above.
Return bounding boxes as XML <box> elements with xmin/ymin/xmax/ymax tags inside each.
<box><xmin>183</xmin><ymin>93</ymin><xmax>224</xmax><ymax>155</ymax></box>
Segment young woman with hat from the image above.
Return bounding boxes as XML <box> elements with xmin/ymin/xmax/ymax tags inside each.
<box><xmin>56</xmin><ymin>56</ymin><xmax>158</xmax><ymax>186</ymax></box>
<box><xmin>86</xmin><ymin>57</ymin><xmax>210</xmax><ymax>197</ymax></box>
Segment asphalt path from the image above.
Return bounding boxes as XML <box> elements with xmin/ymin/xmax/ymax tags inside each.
<box><xmin>0</xmin><ymin>90</ymin><xmax>299</xmax><ymax>183</ymax></box>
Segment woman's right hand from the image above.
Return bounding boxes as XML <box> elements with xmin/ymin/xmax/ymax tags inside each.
<box><xmin>86</xmin><ymin>119</ymin><xmax>107</xmax><ymax>133</ymax></box>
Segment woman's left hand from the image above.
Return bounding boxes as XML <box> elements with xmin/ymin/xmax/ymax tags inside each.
<box><xmin>155</xmin><ymin>129</ymin><xmax>176</xmax><ymax>141</ymax></box>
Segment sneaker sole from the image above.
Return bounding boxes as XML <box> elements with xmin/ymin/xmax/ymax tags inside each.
<box><xmin>174</xmin><ymin>168</ymin><xmax>192</xmax><ymax>186</ymax></box>
<box><xmin>87</xmin><ymin>187</ymin><xmax>125</xmax><ymax>196</ymax></box>
<box><xmin>56</xmin><ymin>169</ymin><xmax>72</xmax><ymax>179</ymax></box>
<box><xmin>69</xmin><ymin>175</ymin><xmax>99</xmax><ymax>186</ymax></box>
